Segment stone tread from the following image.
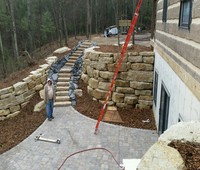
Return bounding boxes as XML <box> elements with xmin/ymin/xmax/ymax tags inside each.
<box><xmin>75</xmin><ymin>50</ymin><xmax>83</xmax><ymax>53</ymax></box>
<box><xmin>67</xmin><ymin>59</ymin><xmax>77</xmax><ymax>63</ymax></box>
<box><xmin>70</xmin><ymin>56</ymin><xmax>79</xmax><ymax>60</ymax></box>
<box><xmin>60</xmin><ymin>68</ymin><xmax>71</xmax><ymax>73</ymax></box>
<box><xmin>65</xmin><ymin>63</ymin><xmax>74</xmax><ymax>66</ymax></box>
<box><xmin>57</xmin><ymin>82</ymin><xmax>69</xmax><ymax>86</ymax></box>
<box><xmin>78</xmin><ymin>47</ymin><xmax>86</xmax><ymax>50</ymax></box>
<box><xmin>56</xmin><ymin>86</ymin><xmax>69</xmax><ymax>91</ymax></box>
<box><xmin>56</xmin><ymin>96</ymin><xmax>70</xmax><ymax>102</ymax></box>
<box><xmin>56</xmin><ymin>91</ymin><xmax>69</xmax><ymax>96</ymax></box>
<box><xmin>72</xmin><ymin>53</ymin><xmax>81</xmax><ymax>57</ymax></box>
<box><xmin>54</xmin><ymin>101</ymin><xmax>71</xmax><ymax>107</ymax></box>
<box><xmin>58</xmin><ymin>77</ymin><xmax>70</xmax><ymax>82</ymax></box>
<box><xmin>59</xmin><ymin>73</ymin><xmax>71</xmax><ymax>77</ymax></box>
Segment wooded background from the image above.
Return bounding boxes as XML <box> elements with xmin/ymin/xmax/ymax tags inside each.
<box><xmin>0</xmin><ymin>0</ymin><xmax>153</xmax><ymax>79</ymax></box>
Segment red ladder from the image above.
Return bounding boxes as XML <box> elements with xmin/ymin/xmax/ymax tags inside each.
<box><xmin>94</xmin><ymin>0</ymin><xmax>143</xmax><ymax>134</ymax></box>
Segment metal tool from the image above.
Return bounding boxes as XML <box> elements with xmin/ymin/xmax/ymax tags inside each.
<box><xmin>34</xmin><ymin>134</ymin><xmax>61</xmax><ymax>144</ymax></box>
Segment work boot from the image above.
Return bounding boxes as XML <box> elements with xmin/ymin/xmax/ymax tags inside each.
<box><xmin>48</xmin><ymin>118</ymin><xmax>52</xmax><ymax>121</ymax></box>
<box><xmin>51</xmin><ymin>116</ymin><xmax>54</xmax><ymax>119</ymax></box>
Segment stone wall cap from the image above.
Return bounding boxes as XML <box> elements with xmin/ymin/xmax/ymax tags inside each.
<box><xmin>139</xmin><ymin>51</ymin><xmax>154</xmax><ymax>56</ymax></box>
<box><xmin>85</xmin><ymin>46</ymin><xmax>102</xmax><ymax>54</ymax></box>
<box><xmin>53</xmin><ymin>47</ymin><xmax>71</xmax><ymax>54</ymax></box>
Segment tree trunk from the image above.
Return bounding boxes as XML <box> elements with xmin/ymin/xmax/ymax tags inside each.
<box><xmin>27</xmin><ymin>0</ymin><xmax>33</xmax><ymax>51</ymax></box>
<box><xmin>73</xmin><ymin>1</ymin><xmax>77</xmax><ymax>39</ymax></box>
<box><xmin>151</xmin><ymin>0</ymin><xmax>157</xmax><ymax>39</ymax></box>
<box><xmin>86</xmin><ymin>0</ymin><xmax>91</xmax><ymax>39</ymax></box>
<box><xmin>58</xmin><ymin>0</ymin><xmax>63</xmax><ymax>46</ymax></box>
<box><xmin>63</xmin><ymin>15</ymin><xmax>68</xmax><ymax>46</ymax></box>
<box><xmin>116</xmin><ymin>0</ymin><xmax>120</xmax><ymax>46</ymax></box>
<box><xmin>7</xmin><ymin>0</ymin><xmax>19</xmax><ymax>59</ymax></box>
<box><xmin>0</xmin><ymin>31</ymin><xmax>6</xmax><ymax>77</ymax></box>
<box><xmin>132</xmin><ymin>0</ymin><xmax>138</xmax><ymax>45</ymax></box>
<box><xmin>95</xmin><ymin>0</ymin><xmax>98</xmax><ymax>33</ymax></box>
<box><xmin>61</xmin><ymin>0</ymin><xmax>68</xmax><ymax>46</ymax></box>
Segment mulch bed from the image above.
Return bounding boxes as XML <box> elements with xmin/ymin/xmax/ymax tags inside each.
<box><xmin>0</xmin><ymin>93</ymin><xmax>46</xmax><ymax>154</ymax></box>
<box><xmin>75</xmin><ymin>79</ymin><xmax>157</xmax><ymax>130</ymax></box>
<box><xmin>169</xmin><ymin>140</ymin><xmax>200</xmax><ymax>170</ymax></box>
<box><xmin>94</xmin><ymin>44</ymin><xmax>152</xmax><ymax>53</ymax></box>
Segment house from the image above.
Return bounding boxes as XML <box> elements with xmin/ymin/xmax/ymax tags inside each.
<box><xmin>153</xmin><ymin>0</ymin><xmax>200</xmax><ymax>135</ymax></box>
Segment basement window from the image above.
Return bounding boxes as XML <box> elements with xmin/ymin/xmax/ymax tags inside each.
<box><xmin>153</xmin><ymin>71</ymin><xmax>158</xmax><ymax>106</ymax></box>
<box><xmin>179</xmin><ymin>0</ymin><xmax>193</xmax><ymax>29</ymax></box>
<box><xmin>162</xmin><ymin>0</ymin><xmax>168</xmax><ymax>22</ymax></box>
<box><xmin>178</xmin><ymin>114</ymin><xmax>184</xmax><ymax>122</ymax></box>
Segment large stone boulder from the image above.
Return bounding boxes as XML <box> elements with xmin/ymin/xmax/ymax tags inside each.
<box><xmin>34</xmin><ymin>101</ymin><xmax>45</xmax><ymax>112</ymax></box>
<box><xmin>13</xmin><ymin>82</ymin><xmax>28</xmax><ymax>95</ymax></box>
<box><xmin>53</xmin><ymin>47</ymin><xmax>71</xmax><ymax>54</ymax></box>
<box><xmin>137</xmin><ymin>141</ymin><xmax>186</xmax><ymax>170</ymax></box>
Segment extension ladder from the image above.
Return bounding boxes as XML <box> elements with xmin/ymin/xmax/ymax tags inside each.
<box><xmin>94</xmin><ymin>0</ymin><xmax>143</xmax><ymax>134</ymax></box>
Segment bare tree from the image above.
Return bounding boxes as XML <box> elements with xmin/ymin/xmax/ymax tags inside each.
<box><xmin>5</xmin><ymin>0</ymin><xmax>19</xmax><ymax>59</ymax></box>
<box><xmin>86</xmin><ymin>0</ymin><xmax>91</xmax><ymax>39</ymax></box>
<box><xmin>151</xmin><ymin>0</ymin><xmax>157</xmax><ymax>39</ymax></box>
<box><xmin>0</xmin><ymin>31</ymin><xmax>6</xmax><ymax>77</ymax></box>
<box><xmin>27</xmin><ymin>0</ymin><xmax>33</xmax><ymax>51</ymax></box>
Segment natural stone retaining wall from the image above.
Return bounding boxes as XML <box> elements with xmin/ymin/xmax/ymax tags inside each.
<box><xmin>81</xmin><ymin>49</ymin><xmax>154</xmax><ymax>108</ymax></box>
<box><xmin>0</xmin><ymin>56</ymin><xmax>58</xmax><ymax>120</ymax></box>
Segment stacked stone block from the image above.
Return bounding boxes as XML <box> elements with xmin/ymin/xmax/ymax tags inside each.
<box><xmin>0</xmin><ymin>56</ymin><xmax>57</xmax><ymax>121</ymax></box>
<box><xmin>81</xmin><ymin>51</ymin><xmax>154</xmax><ymax>109</ymax></box>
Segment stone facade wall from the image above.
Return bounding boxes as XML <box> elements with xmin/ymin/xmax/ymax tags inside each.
<box><xmin>0</xmin><ymin>56</ymin><xmax>57</xmax><ymax>121</ymax></box>
<box><xmin>81</xmin><ymin>50</ymin><xmax>154</xmax><ymax>108</ymax></box>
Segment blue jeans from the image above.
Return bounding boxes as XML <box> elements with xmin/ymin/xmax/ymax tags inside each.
<box><xmin>46</xmin><ymin>99</ymin><xmax>54</xmax><ymax>119</ymax></box>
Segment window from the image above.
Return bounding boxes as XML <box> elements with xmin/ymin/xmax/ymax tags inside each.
<box><xmin>162</xmin><ymin>0</ymin><xmax>168</xmax><ymax>22</ymax></box>
<box><xmin>179</xmin><ymin>0</ymin><xmax>192</xmax><ymax>29</ymax></box>
<box><xmin>153</xmin><ymin>71</ymin><xmax>158</xmax><ymax>106</ymax></box>
<box><xmin>178</xmin><ymin>113</ymin><xmax>184</xmax><ymax>122</ymax></box>
<box><xmin>158</xmin><ymin>84</ymin><xmax>170</xmax><ymax>135</ymax></box>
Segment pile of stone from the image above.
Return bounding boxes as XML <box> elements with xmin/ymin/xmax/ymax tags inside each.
<box><xmin>81</xmin><ymin>49</ymin><xmax>154</xmax><ymax>109</ymax></box>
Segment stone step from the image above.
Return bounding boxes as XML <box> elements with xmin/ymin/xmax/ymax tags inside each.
<box><xmin>60</xmin><ymin>68</ymin><xmax>71</xmax><ymax>73</ymax></box>
<box><xmin>56</xmin><ymin>86</ymin><xmax>69</xmax><ymax>91</ymax></box>
<box><xmin>82</xmin><ymin>42</ymin><xmax>92</xmax><ymax>45</ymax></box>
<box><xmin>76</xmin><ymin>50</ymin><xmax>83</xmax><ymax>53</ymax></box>
<box><xmin>54</xmin><ymin>101</ymin><xmax>71</xmax><ymax>107</ymax></box>
<box><xmin>78</xmin><ymin>47</ymin><xmax>86</xmax><ymax>51</ymax></box>
<box><xmin>57</xmin><ymin>82</ymin><xmax>69</xmax><ymax>86</ymax></box>
<box><xmin>65</xmin><ymin>63</ymin><xmax>74</xmax><ymax>67</ymax></box>
<box><xmin>73</xmin><ymin>53</ymin><xmax>81</xmax><ymax>57</ymax></box>
<box><xmin>56</xmin><ymin>96</ymin><xmax>70</xmax><ymax>102</ymax></box>
<box><xmin>80</xmin><ymin>44</ymin><xmax>91</xmax><ymax>48</ymax></box>
<box><xmin>59</xmin><ymin>73</ymin><xmax>71</xmax><ymax>78</ymax></box>
<box><xmin>56</xmin><ymin>91</ymin><xmax>69</xmax><ymax>96</ymax></box>
<box><xmin>58</xmin><ymin>77</ymin><xmax>70</xmax><ymax>82</ymax></box>
<box><xmin>70</xmin><ymin>56</ymin><xmax>79</xmax><ymax>60</ymax></box>
<box><xmin>68</xmin><ymin>59</ymin><xmax>77</xmax><ymax>63</ymax></box>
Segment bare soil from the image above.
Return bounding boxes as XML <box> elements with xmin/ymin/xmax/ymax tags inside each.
<box><xmin>0</xmin><ymin>37</ymin><xmax>199</xmax><ymax>170</ymax></box>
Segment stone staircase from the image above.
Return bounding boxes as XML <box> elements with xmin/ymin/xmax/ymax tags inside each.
<box><xmin>54</xmin><ymin>41</ymin><xmax>92</xmax><ymax>107</ymax></box>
